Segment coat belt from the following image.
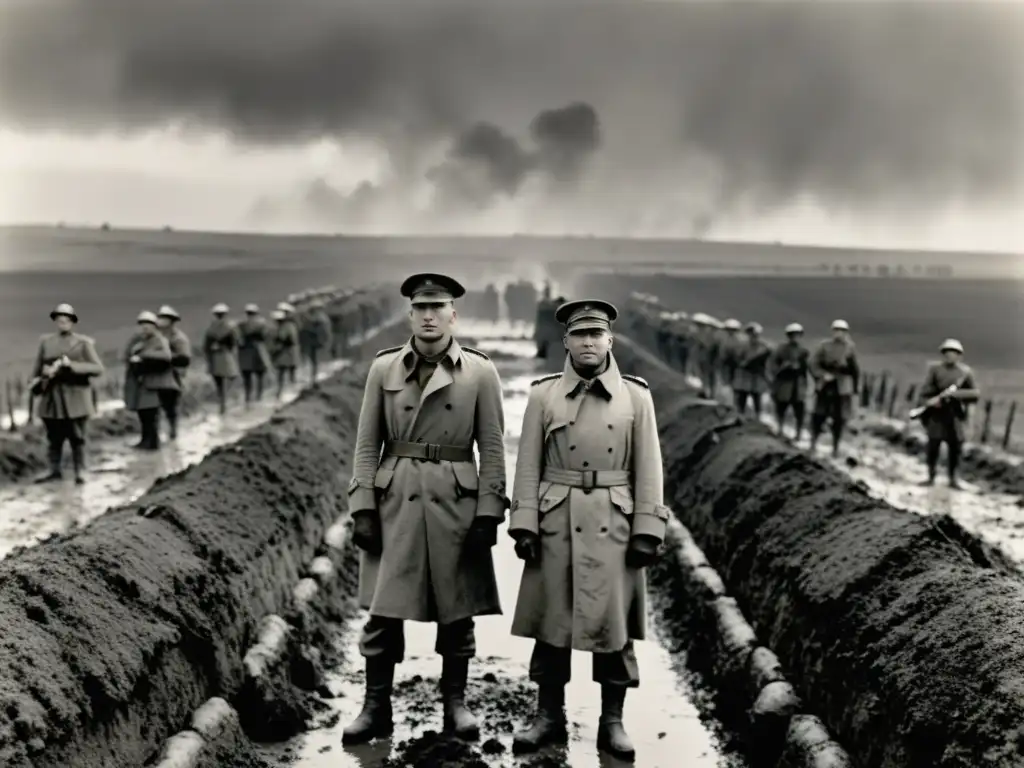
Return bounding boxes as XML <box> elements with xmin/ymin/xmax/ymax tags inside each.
<box><xmin>542</xmin><ymin>467</ymin><xmax>630</xmax><ymax>490</ymax></box>
<box><xmin>384</xmin><ymin>440</ymin><xmax>474</xmax><ymax>463</ymax></box>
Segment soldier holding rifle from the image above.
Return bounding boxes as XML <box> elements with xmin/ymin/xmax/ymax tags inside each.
<box><xmin>911</xmin><ymin>339</ymin><xmax>980</xmax><ymax>489</ymax></box>
<box><xmin>809</xmin><ymin>319</ymin><xmax>861</xmax><ymax>456</ymax></box>
<box><xmin>769</xmin><ymin>323</ymin><xmax>810</xmax><ymax>441</ymax></box>
<box><xmin>156</xmin><ymin>305</ymin><xmax>191</xmax><ymax>439</ymax></box>
<box><xmin>343</xmin><ymin>273</ymin><xmax>508</xmax><ymax>746</ymax></box>
<box><xmin>203</xmin><ymin>303</ymin><xmax>240</xmax><ymax>414</ymax></box>
<box><xmin>29</xmin><ymin>303</ymin><xmax>105</xmax><ymax>484</ymax></box>
<box><xmin>124</xmin><ymin>311</ymin><xmax>178</xmax><ymax>451</ymax></box>
<box><xmin>508</xmin><ymin>299</ymin><xmax>669</xmax><ymax>762</ymax></box>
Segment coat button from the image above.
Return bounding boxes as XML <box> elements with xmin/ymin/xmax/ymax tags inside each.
<box><xmin>600</xmin><ymin>526</ymin><xmax>608</xmax><ymax>533</ymax></box>
<box><xmin>408</xmin><ymin>494</ymin><xmax>418</xmax><ymax>501</ymax></box>
<box><xmin>445</xmin><ymin>403</ymin><xmax>453</xmax><ymax>410</ymax></box>
<box><xmin>431</xmin><ymin>497</ymin><xmax>440</xmax><ymax>503</ymax></box>
<box><xmin>607</xmin><ymin>447</ymin><xmax>613</xmax><ymax>453</ymax></box>
<box><xmin>575</xmin><ymin>526</ymin><xmax>582</xmax><ymax>533</ymax></box>
<box><xmin>570</xmin><ymin>445</ymin><xmax>576</xmax><ymax>451</ymax></box>
<box><xmin>404</xmin><ymin>405</ymin><xmax>414</xmax><ymax>411</ymax></box>
<box><xmin>569</xmin><ymin>420</ymin><xmax>575</xmax><ymax>425</ymax></box>
<box><xmin>607</xmin><ymin>424</ymin><xmax>613</xmax><ymax>429</ymax></box>
<box><xmin>582</xmin><ymin>461</ymin><xmax>589</xmax><ymax>467</ymax></box>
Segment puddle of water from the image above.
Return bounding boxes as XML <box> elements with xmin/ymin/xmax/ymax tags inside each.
<box><xmin>264</xmin><ymin>349</ymin><xmax>744</xmax><ymax>767</ymax></box>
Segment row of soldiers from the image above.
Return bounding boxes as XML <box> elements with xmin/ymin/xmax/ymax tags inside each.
<box><xmin>29</xmin><ymin>287</ymin><xmax>388</xmax><ymax>484</ymax></box>
<box><xmin>627</xmin><ymin>293</ymin><xmax>979</xmax><ymax>487</ymax></box>
<box><xmin>459</xmin><ymin>280</ymin><xmax>540</xmax><ymax>324</ymax></box>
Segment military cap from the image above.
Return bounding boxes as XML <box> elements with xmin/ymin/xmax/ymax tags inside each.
<box><xmin>137</xmin><ymin>310</ymin><xmax>158</xmax><ymax>325</ymax></box>
<box><xmin>157</xmin><ymin>305</ymin><xmax>180</xmax><ymax>320</ymax></box>
<box><xmin>277</xmin><ymin>301</ymin><xmax>295</xmax><ymax>313</ymax></box>
<box><xmin>554</xmin><ymin>299</ymin><xmax>618</xmax><ymax>333</ymax></box>
<box><xmin>244</xmin><ymin>303</ymin><xmax>259</xmax><ymax>314</ymax></box>
<box><xmin>50</xmin><ymin>303</ymin><xmax>78</xmax><ymax>323</ymax></box>
<box><xmin>212</xmin><ymin>303</ymin><xmax>229</xmax><ymax>315</ymax></box>
<box><xmin>940</xmin><ymin>338</ymin><xmax>964</xmax><ymax>354</ymax></box>
<box><xmin>745</xmin><ymin>321</ymin><xmax>763</xmax><ymax>334</ymax></box>
<box><xmin>691</xmin><ymin>312</ymin><xmax>711</xmax><ymax>326</ymax></box>
<box><xmin>400</xmin><ymin>273</ymin><xmax>466</xmax><ymax>302</ymax></box>
<box><xmin>723</xmin><ymin>318</ymin><xmax>742</xmax><ymax>330</ymax></box>
<box><xmin>785</xmin><ymin>322</ymin><xmax>804</xmax><ymax>335</ymax></box>
<box><xmin>831</xmin><ymin>319</ymin><xmax>850</xmax><ymax>331</ymax></box>
<box><xmin>271</xmin><ymin>309</ymin><xmax>285</xmax><ymax>321</ymax></box>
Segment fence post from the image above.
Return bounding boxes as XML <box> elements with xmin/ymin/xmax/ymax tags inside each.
<box><xmin>5</xmin><ymin>379</ymin><xmax>15</xmax><ymax>432</ymax></box>
<box><xmin>887</xmin><ymin>383</ymin><xmax>900</xmax><ymax>418</ymax></box>
<box><xmin>979</xmin><ymin>400</ymin><xmax>993</xmax><ymax>444</ymax></box>
<box><xmin>1002</xmin><ymin>401</ymin><xmax>1017</xmax><ymax>451</ymax></box>
<box><xmin>860</xmin><ymin>374</ymin><xmax>873</xmax><ymax>408</ymax></box>
<box><xmin>875</xmin><ymin>373</ymin><xmax>889</xmax><ymax>410</ymax></box>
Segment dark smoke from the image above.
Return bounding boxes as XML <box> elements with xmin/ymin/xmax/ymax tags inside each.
<box><xmin>1</xmin><ymin>0</ymin><xmax>1021</xmax><ymax>233</ymax></box>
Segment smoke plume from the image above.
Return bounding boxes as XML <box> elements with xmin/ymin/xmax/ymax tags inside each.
<box><xmin>1</xmin><ymin>0</ymin><xmax>1021</xmax><ymax>235</ymax></box>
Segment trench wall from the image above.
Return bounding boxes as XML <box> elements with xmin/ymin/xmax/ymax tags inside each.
<box><xmin>0</xmin><ymin>322</ymin><xmax>408</xmax><ymax>768</ymax></box>
<box><xmin>610</xmin><ymin>334</ymin><xmax>1024</xmax><ymax>768</ymax></box>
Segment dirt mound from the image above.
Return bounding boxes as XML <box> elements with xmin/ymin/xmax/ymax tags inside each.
<box><xmin>0</xmin><ymin>321</ymin><xmax>409</xmax><ymax>768</ymax></box>
<box><xmin>611</xmin><ymin>335</ymin><xmax>1024</xmax><ymax>768</ymax></box>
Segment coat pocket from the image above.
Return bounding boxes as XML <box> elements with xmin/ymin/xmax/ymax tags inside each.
<box><xmin>607</xmin><ymin>486</ymin><xmax>635</xmax><ymax>545</ymax></box>
<box><xmin>538</xmin><ymin>481</ymin><xmax>570</xmax><ymax>535</ymax></box>
<box><xmin>450</xmin><ymin>463</ymin><xmax>479</xmax><ymax>500</ymax></box>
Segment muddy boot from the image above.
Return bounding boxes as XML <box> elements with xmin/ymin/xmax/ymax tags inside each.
<box><xmin>70</xmin><ymin>444</ymin><xmax>85</xmax><ymax>485</ymax></box>
<box><xmin>441</xmin><ymin>657</ymin><xmax>479</xmax><ymax>740</ymax></box>
<box><xmin>596</xmin><ymin>685</ymin><xmax>635</xmax><ymax>762</ymax></box>
<box><xmin>34</xmin><ymin>446</ymin><xmax>63</xmax><ymax>483</ymax></box>
<box><xmin>167</xmin><ymin>417</ymin><xmax>177</xmax><ymax>441</ymax></box>
<box><xmin>342</xmin><ymin>658</ymin><xmax>395</xmax><ymax>745</ymax></box>
<box><xmin>512</xmin><ymin>686</ymin><xmax>567</xmax><ymax>754</ymax></box>
<box><xmin>919</xmin><ymin>474</ymin><xmax>936</xmax><ymax>487</ymax></box>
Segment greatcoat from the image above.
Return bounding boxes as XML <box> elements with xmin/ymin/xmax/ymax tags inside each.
<box><xmin>918</xmin><ymin>361</ymin><xmax>980</xmax><ymax>442</ymax></box>
<box><xmin>124</xmin><ymin>332</ymin><xmax>177</xmax><ymax>411</ymax></box>
<box><xmin>164</xmin><ymin>327</ymin><xmax>192</xmax><ymax>388</ymax></box>
<box><xmin>203</xmin><ymin>318</ymin><xmax>240</xmax><ymax>378</ymax></box>
<box><xmin>32</xmin><ymin>332</ymin><xmax>105</xmax><ymax>420</ymax></box>
<box><xmin>270</xmin><ymin>319</ymin><xmax>301</xmax><ymax>368</ymax></box>
<box><xmin>237</xmin><ymin>317</ymin><xmax>273</xmax><ymax>374</ymax></box>
<box><xmin>348</xmin><ymin>338</ymin><xmax>508</xmax><ymax>625</ymax></box>
<box><xmin>508</xmin><ymin>352</ymin><xmax>670</xmax><ymax>654</ymax></box>
<box><xmin>732</xmin><ymin>337</ymin><xmax>773</xmax><ymax>395</ymax></box>
<box><xmin>769</xmin><ymin>341</ymin><xmax>810</xmax><ymax>403</ymax></box>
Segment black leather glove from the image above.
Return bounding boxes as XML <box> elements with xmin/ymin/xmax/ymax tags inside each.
<box><xmin>465</xmin><ymin>516</ymin><xmax>500</xmax><ymax>549</ymax></box>
<box><xmin>625</xmin><ymin>535</ymin><xmax>660</xmax><ymax>569</ymax></box>
<box><xmin>351</xmin><ymin>510</ymin><xmax>383</xmax><ymax>556</ymax></box>
<box><xmin>512</xmin><ymin>531</ymin><xmax>541</xmax><ymax>565</ymax></box>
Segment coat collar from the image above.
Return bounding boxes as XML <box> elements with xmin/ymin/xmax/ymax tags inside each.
<box><xmin>384</xmin><ymin>336</ymin><xmax>464</xmax><ymax>391</ymax></box>
<box><xmin>558</xmin><ymin>351</ymin><xmax>622</xmax><ymax>400</ymax></box>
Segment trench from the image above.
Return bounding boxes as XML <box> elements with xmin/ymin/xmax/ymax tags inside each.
<box><xmin>255</xmin><ymin>327</ymin><xmax>747</xmax><ymax>768</ymax></box>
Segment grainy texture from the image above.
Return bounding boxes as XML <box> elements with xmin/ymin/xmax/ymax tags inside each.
<box><xmin>0</xmin><ymin>323</ymin><xmax>409</xmax><ymax>768</ymax></box>
<box><xmin>609</xmin><ymin>333</ymin><xmax>1024</xmax><ymax>768</ymax></box>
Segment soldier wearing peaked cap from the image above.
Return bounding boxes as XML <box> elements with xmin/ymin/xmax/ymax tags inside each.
<box><xmin>342</xmin><ymin>272</ymin><xmax>508</xmax><ymax>746</ymax></box>
<box><xmin>156</xmin><ymin>305</ymin><xmax>191</xmax><ymax>439</ymax></box>
<box><xmin>508</xmin><ymin>299</ymin><xmax>670</xmax><ymax>761</ymax></box>
<box><xmin>769</xmin><ymin>323</ymin><xmax>810</xmax><ymax>441</ymax></box>
<box><xmin>29</xmin><ymin>303</ymin><xmax>105</xmax><ymax>484</ymax></box>
<box><xmin>238</xmin><ymin>303</ymin><xmax>272</xmax><ymax>405</ymax></box>
<box><xmin>203</xmin><ymin>303</ymin><xmax>239</xmax><ymax>414</ymax></box>
<box><xmin>914</xmin><ymin>338</ymin><xmax>980</xmax><ymax>489</ymax></box>
<box><xmin>124</xmin><ymin>311</ymin><xmax>177</xmax><ymax>451</ymax></box>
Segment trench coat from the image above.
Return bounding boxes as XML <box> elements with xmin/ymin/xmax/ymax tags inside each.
<box><xmin>718</xmin><ymin>332</ymin><xmax>742</xmax><ymax>387</ymax></box>
<box><xmin>809</xmin><ymin>339</ymin><xmax>860</xmax><ymax>397</ymax></box>
<box><xmin>237</xmin><ymin>317</ymin><xmax>273</xmax><ymax>374</ymax></box>
<box><xmin>769</xmin><ymin>342</ymin><xmax>810</xmax><ymax>403</ymax></box>
<box><xmin>300</xmin><ymin>310</ymin><xmax>332</xmax><ymax>357</ymax></box>
<box><xmin>270</xmin><ymin>320</ymin><xmax>301</xmax><ymax>368</ymax></box>
<box><xmin>204</xmin><ymin>319</ymin><xmax>240</xmax><ymax>378</ymax></box>
<box><xmin>508</xmin><ymin>353</ymin><xmax>670</xmax><ymax>654</ymax></box>
<box><xmin>31</xmin><ymin>332</ymin><xmax>105</xmax><ymax>420</ymax></box>
<box><xmin>165</xmin><ymin>327</ymin><xmax>192</xmax><ymax>388</ymax></box>
<box><xmin>732</xmin><ymin>338</ymin><xmax>773</xmax><ymax>395</ymax></box>
<box><xmin>348</xmin><ymin>338</ymin><xmax>508</xmax><ymax>624</ymax></box>
<box><xmin>918</xmin><ymin>361</ymin><xmax>980</xmax><ymax>442</ymax></box>
<box><xmin>124</xmin><ymin>332</ymin><xmax>176</xmax><ymax>411</ymax></box>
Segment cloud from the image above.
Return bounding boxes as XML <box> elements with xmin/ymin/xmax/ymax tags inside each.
<box><xmin>2</xmin><ymin>0</ymin><xmax>1022</xmax><ymax>234</ymax></box>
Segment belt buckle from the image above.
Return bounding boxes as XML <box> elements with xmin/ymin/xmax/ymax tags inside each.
<box><xmin>425</xmin><ymin>443</ymin><xmax>441</xmax><ymax>462</ymax></box>
<box><xmin>581</xmin><ymin>470</ymin><xmax>596</xmax><ymax>492</ymax></box>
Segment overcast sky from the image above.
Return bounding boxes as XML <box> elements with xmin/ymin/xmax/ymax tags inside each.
<box><xmin>0</xmin><ymin>0</ymin><xmax>1021</xmax><ymax>251</ymax></box>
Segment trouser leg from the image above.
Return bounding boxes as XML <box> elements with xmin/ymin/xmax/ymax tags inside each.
<box><xmin>792</xmin><ymin>401</ymin><xmax>806</xmax><ymax>442</ymax></box>
<box><xmin>139</xmin><ymin>408</ymin><xmax>160</xmax><ymax>449</ymax></box>
<box><xmin>213</xmin><ymin>376</ymin><xmax>227</xmax><ymax>414</ymax></box>
<box><xmin>35</xmin><ymin>418</ymin><xmax>65</xmax><ymax>481</ymax></box>
<box><xmin>159</xmin><ymin>390</ymin><xmax>179</xmax><ymax>439</ymax></box>
<box><xmin>68</xmin><ymin>418</ymin><xmax>87</xmax><ymax>483</ymax></box>
<box><xmin>275</xmin><ymin>368</ymin><xmax>286</xmax><ymax>399</ymax></box>
<box><xmin>242</xmin><ymin>372</ymin><xmax>253</xmax><ymax>404</ymax></box>
<box><xmin>774</xmin><ymin>400</ymin><xmax>790</xmax><ymax>435</ymax></box>
<box><xmin>752</xmin><ymin>392</ymin><xmax>763</xmax><ymax>418</ymax></box>
<box><xmin>830</xmin><ymin>399</ymin><xmax>846</xmax><ymax>455</ymax></box>
<box><xmin>255</xmin><ymin>372</ymin><xmax>265</xmax><ymax>401</ymax></box>
<box><xmin>947</xmin><ymin>437</ymin><xmax>963</xmax><ymax>487</ymax></box>
<box><xmin>436</xmin><ymin>619</ymin><xmax>479</xmax><ymax>739</ymax></box>
<box><xmin>594</xmin><ymin>641</ymin><xmax>639</xmax><ymax>762</ymax></box>
<box><xmin>513</xmin><ymin>642</ymin><xmax>570</xmax><ymax>754</ymax></box>
<box><xmin>344</xmin><ymin>616</ymin><xmax>402</xmax><ymax>745</ymax></box>
<box><xmin>734</xmin><ymin>390</ymin><xmax>748</xmax><ymax>413</ymax></box>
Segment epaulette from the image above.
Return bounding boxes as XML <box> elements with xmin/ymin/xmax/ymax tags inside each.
<box><xmin>531</xmin><ymin>373</ymin><xmax>563</xmax><ymax>386</ymax></box>
<box><xmin>462</xmin><ymin>346</ymin><xmax>489</xmax><ymax>360</ymax></box>
<box><xmin>375</xmin><ymin>345</ymin><xmax>402</xmax><ymax>358</ymax></box>
<box><xmin>622</xmin><ymin>374</ymin><xmax>649</xmax><ymax>389</ymax></box>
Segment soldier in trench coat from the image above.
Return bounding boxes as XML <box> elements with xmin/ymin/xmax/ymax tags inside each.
<box><xmin>768</xmin><ymin>323</ymin><xmax>810</xmax><ymax>441</ymax></box>
<box><xmin>237</xmin><ymin>303</ymin><xmax>273</xmax><ymax>405</ymax></box>
<box><xmin>731</xmin><ymin>322</ymin><xmax>773</xmax><ymax>416</ymax></box>
<box><xmin>809</xmin><ymin>319</ymin><xmax>861</xmax><ymax>456</ymax></box>
<box><xmin>508</xmin><ymin>299</ymin><xmax>670</xmax><ymax>762</ymax></box>
<box><xmin>124</xmin><ymin>311</ymin><xmax>177</xmax><ymax>450</ymax></box>
<box><xmin>156</xmin><ymin>305</ymin><xmax>192</xmax><ymax>440</ymax></box>
<box><xmin>203</xmin><ymin>303</ymin><xmax>240</xmax><ymax>414</ymax></box>
<box><xmin>342</xmin><ymin>273</ymin><xmax>508</xmax><ymax>747</ymax></box>
<box><xmin>30</xmin><ymin>303</ymin><xmax>105</xmax><ymax>484</ymax></box>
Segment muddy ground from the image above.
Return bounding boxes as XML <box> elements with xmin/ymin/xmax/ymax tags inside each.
<box><xmin>609</xmin><ymin>335</ymin><xmax>1024</xmax><ymax>768</ymax></box>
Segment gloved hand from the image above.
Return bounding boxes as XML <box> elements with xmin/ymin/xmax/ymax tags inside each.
<box><xmin>464</xmin><ymin>516</ymin><xmax>501</xmax><ymax>549</ymax></box>
<box><xmin>625</xmin><ymin>534</ymin><xmax>660</xmax><ymax>569</ymax></box>
<box><xmin>351</xmin><ymin>510</ymin><xmax>383</xmax><ymax>556</ymax></box>
<box><xmin>512</xmin><ymin>531</ymin><xmax>541</xmax><ymax>565</ymax></box>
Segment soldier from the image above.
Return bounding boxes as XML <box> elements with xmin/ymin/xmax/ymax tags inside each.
<box><xmin>731</xmin><ymin>322</ymin><xmax>772</xmax><ymax>416</ymax></box>
<box><xmin>483</xmin><ymin>283</ymin><xmax>500</xmax><ymax>324</ymax></box>
<box><xmin>769</xmin><ymin>323</ymin><xmax>810</xmax><ymax>441</ymax></box>
<box><xmin>809</xmin><ymin>319</ymin><xmax>861</xmax><ymax>456</ymax></box>
<box><xmin>203</xmin><ymin>303</ymin><xmax>240</xmax><ymax>414</ymax></box>
<box><xmin>690</xmin><ymin>314</ymin><xmax>720</xmax><ymax>398</ymax></box>
<box><xmin>508</xmin><ymin>299</ymin><xmax>669</xmax><ymax>761</ymax></box>
<box><xmin>238</xmin><ymin>303</ymin><xmax>272</xmax><ymax>405</ymax></box>
<box><xmin>300</xmin><ymin>298</ymin><xmax>332</xmax><ymax>386</ymax></box>
<box><xmin>29</xmin><ymin>303</ymin><xmax>104</xmax><ymax>484</ymax></box>
<box><xmin>718</xmin><ymin>318</ymin><xmax>743</xmax><ymax>394</ymax></box>
<box><xmin>124</xmin><ymin>311</ymin><xmax>177</xmax><ymax>451</ymax></box>
<box><xmin>342</xmin><ymin>273</ymin><xmax>508</xmax><ymax>746</ymax></box>
<box><xmin>267</xmin><ymin>310</ymin><xmax>296</xmax><ymax>399</ymax></box>
<box><xmin>275</xmin><ymin>302</ymin><xmax>300</xmax><ymax>386</ymax></box>
<box><xmin>156</xmin><ymin>305</ymin><xmax>191</xmax><ymax>440</ymax></box>
<box><xmin>914</xmin><ymin>339</ymin><xmax>980</xmax><ymax>489</ymax></box>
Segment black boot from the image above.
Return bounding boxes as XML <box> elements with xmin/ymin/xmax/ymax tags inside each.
<box><xmin>167</xmin><ymin>416</ymin><xmax>177</xmax><ymax>440</ymax></box>
<box><xmin>512</xmin><ymin>685</ymin><xmax>568</xmax><ymax>754</ymax></box>
<box><xmin>596</xmin><ymin>685</ymin><xmax>635</xmax><ymax>762</ymax></box>
<box><xmin>441</xmin><ymin>656</ymin><xmax>479</xmax><ymax>740</ymax></box>
<box><xmin>70</xmin><ymin>443</ymin><xmax>85</xmax><ymax>485</ymax></box>
<box><xmin>34</xmin><ymin>445</ymin><xmax>63</xmax><ymax>483</ymax></box>
<box><xmin>342</xmin><ymin>658</ymin><xmax>395</xmax><ymax>745</ymax></box>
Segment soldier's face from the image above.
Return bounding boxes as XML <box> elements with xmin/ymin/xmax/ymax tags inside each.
<box><xmin>831</xmin><ymin>329</ymin><xmax>848</xmax><ymax>341</ymax></box>
<box><xmin>157</xmin><ymin>317</ymin><xmax>172</xmax><ymax>330</ymax></box>
<box><xmin>139</xmin><ymin>322</ymin><xmax>156</xmax><ymax>336</ymax></box>
<box><xmin>53</xmin><ymin>315</ymin><xmax>74</xmax><ymax>332</ymax></box>
<box><xmin>942</xmin><ymin>350</ymin><xmax>961</xmax><ymax>364</ymax></box>
<box><xmin>565</xmin><ymin>329</ymin><xmax>613</xmax><ymax>365</ymax></box>
<box><xmin>409</xmin><ymin>300</ymin><xmax>456</xmax><ymax>341</ymax></box>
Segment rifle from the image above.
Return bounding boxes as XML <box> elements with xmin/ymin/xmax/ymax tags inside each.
<box><xmin>908</xmin><ymin>374</ymin><xmax>970</xmax><ymax>420</ymax></box>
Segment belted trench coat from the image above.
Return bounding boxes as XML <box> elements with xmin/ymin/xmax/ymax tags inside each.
<box><xmin>732</xmin><ymin>338</ymin><xmax>773</xmax><ymax>395</ymax></box>
<box><xmin>918</xmin><ymin>361</ymin><xmax>980</xmax><ymax>442</ymax></box>
<box><xmin>237</xmin><ymin>317</ymin><xmax>273</xmax><ymax>374</ymax></box>
<box><xmin>769</xmin><ymin>341</ymin><xmax>810</xmax><ymax>403</ymax></box>
<box><xmin>124</xmin><ymin>332</ymin><xmax>176</xmax><ymax>411</ymax></box>
<box><xmin>203</xmin><ymin>319</ymin><xmax>240</xmax><ymax>379</ymax></box>
<box><xmin>348</xmin><ymin>338</ymin><xmax>508</xmax><ymax>624</ymax></box>
<box><xmin>508</xmin><ymin>352</ymin><xmax>670</xmax><ymax>653</ymax></box>
<box><xmin>32</xmin><ymin>332</ymin><xmax>104</xmax><ymax>420</ymax></box>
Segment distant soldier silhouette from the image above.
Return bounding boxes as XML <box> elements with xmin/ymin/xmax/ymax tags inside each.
<box><xmin>124</xmin><ymin>311</ymin><xmax>177</xmax><ymax>450</ymax></box>
<box><xmin>157</xmin><ymin>305</ymin><xmax>191</xmax><ymax>439</ymax></box>
<box><xmin>809</xmin><ymin>319</ymin><xmax>861</xmax><ymax>456</ymax></box>
<box><xmin>769</xmin><ymin>323</ymin><xmax>810</xmax><ymax>441</ymax></box>
<box><xmin>731</xmin><ymin>322</ymin><xmax>772</xmax><ymax>417</ymax></box>
<box><xmin>238</xmin><ymin>303</ymin><xmax>272</xmax><ymax>405</ymax></box>
<box><xmin>299</xmin><ymin>298</ymin><xmax>332</xmax><ymax>386</ymax></box>
<box><xmin>203</xmin><ymin>303</ymin><xmax>240</xmax><ymax>414</ymax></box>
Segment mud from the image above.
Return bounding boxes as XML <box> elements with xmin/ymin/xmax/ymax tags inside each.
<box><xmin>610</xmin><ymin>334</ymin><xmax>1024</xmax><ymax>768</ymax></box>
<box><xmin>0</xmin><ymin>320</ymin><xmax>409</xmax><ymax>768</ymax></box>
